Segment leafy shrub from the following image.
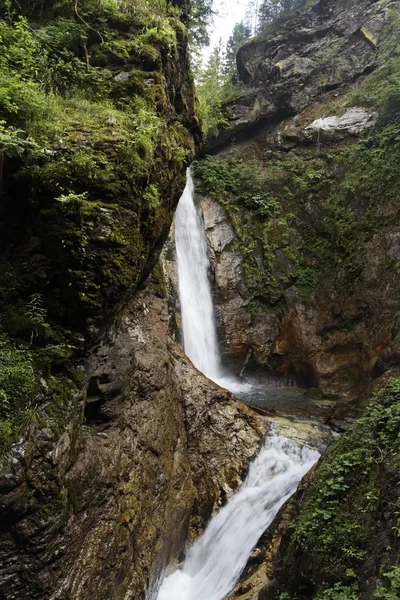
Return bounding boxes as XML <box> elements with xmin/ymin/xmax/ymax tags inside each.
<box><xmin>289</xmin><ymin>378</ymin><xmax>400</xmax><ymax>592</ymax></box>
<box><xmin>0</xmin><ymin>334</ymin><xmax>35</xmax><ymax>418</ymax></box>
<box><xmin>375</xmin><ymin>566</ymin><xmax>400</xmax><ymax>600</ymax></box>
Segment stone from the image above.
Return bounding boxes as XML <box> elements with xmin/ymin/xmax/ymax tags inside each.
<box><xmin>113</xmin><ymin>71</ymin><xmax>131</xmax><ymax>82</ymax></box>
<box><xmin>204</xmin><ymin>0</ymin><xmax>390</xmax><ymax>153</ymax></box>
<box><xmin>305</xmin><ymin>106</ymin><xmax>377</xmax><ymax>134</ymax></box>
<box><xmin>0</xmin><ymin>291</ymin><xmax>262</xmax><ymax>600</ymax></box>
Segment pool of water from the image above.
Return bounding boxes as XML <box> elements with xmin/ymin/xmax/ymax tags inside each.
<box><xmin>236</xmin><ymin>382</ymin><xmax>334</xmax><ymax>420</ymax></box>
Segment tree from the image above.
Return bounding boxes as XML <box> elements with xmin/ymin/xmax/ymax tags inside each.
<box><xmin>188</xmin><ymin>0</ymin><xmax>215</xmax><ymax>48</ymax></box>
<box><xmin>257</xmin><ymin>0</ymin><xmax>280</xmax><ymax>30</ymax></box>
<box><xmin>244</xmin><ymin>0</ymin><xmax>258</xmax><ymax>36</ymax></box>
<box><xmin>224</xmin><ymin>21</ymin><xmax>252</xmax><ymax>83</ymax></box>
<box><xmin>196</xmin><ymin>39</ymin><xmax>228</xmax><ymax>136</ymax></box>
<box><xmin>257</xmin><ymin>0</ymin><xmax>305</xmax><ymax>32</ymax></box>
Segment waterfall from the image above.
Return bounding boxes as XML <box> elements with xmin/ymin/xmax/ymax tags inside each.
<box><xmin>156</xmin><ymin>434</ymin><xmax>319</xmax><ymax>600</ymax></box>
<box><xmin>175</xmin><ymin>168</ymin><xmax>248</xmax><ymax>393</ymax></box>
<box><xmin>155</xmin><ymin>169</ymin><xmax>319</xmax><ymax>600</ymax></box>
<box><xmin>175</xmin><ymin>168</ymin><xmax>222</xmax><ymax>381</ymax></box>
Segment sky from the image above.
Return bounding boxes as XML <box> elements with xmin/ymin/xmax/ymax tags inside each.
<box><xmin>202</xmin><ymin>0</ymin><xmax>252</xmax><ymax>63</ymax></box>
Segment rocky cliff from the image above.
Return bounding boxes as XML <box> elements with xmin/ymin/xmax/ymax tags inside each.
<box><xmin>225</xmin><ymin>377</ymin><xmax>400</xmax><ymax>600</ymax></box>
<box><xmin>0</xmin><ymin>289</ymin><xmax>262</xmax><ymax>599</ymax></box>
<box><xmin>0</xmin><ymin>1</ymin><xmax>263</xmax><ymax>598</ymax></box>
<box><xmin>188</xmin><ymin>0</ymin><xmax>400</xmax><ymax>597</ymax></box>
<box><xmin>194</xmin><ymin>0</ymin><xmax>400</xmax><ymax>401</ymax></box>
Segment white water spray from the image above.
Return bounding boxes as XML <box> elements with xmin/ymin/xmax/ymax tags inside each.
<box><xmin>156</xmin><ymin>169</ymin><xmax>319</xmax><ymax>600</ymax></box>
<box><xmin>175</xmin><ymin>169</ymin><xmax>249</xmax><ymax>393</ymax></box>
<box><xmin>175</xmin><ymin>168</ymin><xmax>222</xmax><ymax>380</ymax></box>
<box><xmin>157</xmin><ymin>434</ymin><xmax>319</xmax><ymax>600</ymax></box>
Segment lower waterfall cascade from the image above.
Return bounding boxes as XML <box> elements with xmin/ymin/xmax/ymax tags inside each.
<box><xmin>156</xmin><ymin>435</ymin><xmax>319</xmax><ymax>600</ymax></box>
<box><xmin>154</xmin><ymin>170</ymin><xmax>321</xmax><ymax>600</ymax></box>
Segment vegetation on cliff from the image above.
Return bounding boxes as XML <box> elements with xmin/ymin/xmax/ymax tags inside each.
<box><xmin>0</xmin><ymin>0</ymin><xmax>200</xmax><ymax>452</ymax></box>
<box><xmin>268</xmin><ymin>378</ymin><xmax>400</xmax><ymax>600</ymax></box>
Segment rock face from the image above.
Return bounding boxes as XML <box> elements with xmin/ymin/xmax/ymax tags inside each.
<box><xmin>194</xmin><ymin>0</ymin><xmax>400</xmax><ymax>400</ymax></box>
<box><xmin>199</xmin><ymin>158</ymin><xmax>400</xmax><ymax>399</ymax></box>
<box><xmin>0</xmin><ymin>2</ymin><xmax>264</xmax><ymax>598</ymax></box>
<box><xmin>0</xmin><ymin>291</ymin><xmax>262</xmax><ymax>599</ymax></box>
<box><xmin>206</xmin><ymin>0</ymin><xmax>390</xmax><ymax>152</ymax></box>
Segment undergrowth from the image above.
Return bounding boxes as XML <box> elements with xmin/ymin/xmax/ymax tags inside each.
<box><xmin>0</xmin><ymin>0</ymin><xmax>197</xmax><ymax>452</ymax></box>
<box><xmin>275</xmin><ymin>378</ymin><xmax>400</xmax><ymax>598</ymax></box>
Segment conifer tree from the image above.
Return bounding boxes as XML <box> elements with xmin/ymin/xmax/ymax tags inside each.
<box><xmin>224</xmin><ymin>21</ymin><xmax>252</xmax><ymax>83</ymax></box>
<box><xmin>257</xmin><ymin>0</ymin><xmax>305</xmax><ymax>32</ymax></box>
<box><xmin>196</xmin><ymin>39</ymin><xmax>228</xmax><ymax>136</ymax></box>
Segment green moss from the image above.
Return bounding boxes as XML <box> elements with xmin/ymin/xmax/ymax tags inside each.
<box><xmin>0</xmin><ymin>0</ymin><xmax>197</xmax><ymax>458</ymax></box>
<box><xmin>278</xmin><ymin>378</ymin><xmax>400</xmax><ymax>597</ymax></box>
<box><xmin>296</xmin><ymin>267</ymin><xmax>320</xmax><ymax>296</ymax></box>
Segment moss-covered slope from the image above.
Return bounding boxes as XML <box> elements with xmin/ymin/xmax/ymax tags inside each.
<box><xmin>0</xmin><ymin>0</ymin><xmax>200</xmax><ymax>447</ymax></box>
<box><xmin>261</xmin><ymin>378</ymin><xmax>400</xmax><ymax>600</ymax></box>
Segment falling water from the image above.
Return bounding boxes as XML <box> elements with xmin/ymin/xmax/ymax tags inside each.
<box><xmin>156</xmin><ymin>434</ymin><xmax>319</xmax><ymax>600</ymax></box>
<box><xmin>175</xmin><ymin>168</ymin><xmax>249</xmax><ymax>393</ymax></box>
<box><xmin>175</xmin><ymin>168</ymin><xmax>222</xmax><ymax>381</ymax></box>
<box><xmin>156</xmin><ymin>169</ymin><xmax>319</xmax><ymax>600</ymax></box>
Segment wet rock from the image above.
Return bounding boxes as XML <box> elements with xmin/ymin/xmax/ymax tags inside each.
<box><xmin>305</xmin><ymin>106</ymin><xmax>377</xmax><ymax>135</ymax></box>
<box><xmin>0</xmin><ymin>292</ymin><xmax>262</xmax><ymax>600</ymax></box>
<box><xmin>205</xmin><ymin>0</ymin><xmax>389</xmax><ymax>153</ymax></box>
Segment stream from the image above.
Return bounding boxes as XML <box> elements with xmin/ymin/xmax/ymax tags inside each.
<box><xmin>157</xmin><ymin>434</ymin><xmax>319</xmax><ymax>600</ymax></box>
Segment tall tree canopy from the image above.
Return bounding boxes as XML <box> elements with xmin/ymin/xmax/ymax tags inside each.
<box><xmin>224</xmin><ymin>21</ymin><xmax>252</xmax><ymax>83</ymax></box>
<box><xmin>257</xmin><ymin>0</ymin><xmax>305</xmax><ymax>32</ymax></box>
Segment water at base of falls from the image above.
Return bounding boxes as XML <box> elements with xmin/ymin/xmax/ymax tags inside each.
<box><xmin>156</xmin><ymin>435</ymin><xmax>319</xmax><ymax>600</ymax></box>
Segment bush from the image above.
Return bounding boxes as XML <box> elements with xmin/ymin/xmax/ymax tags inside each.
<box><xmin>0</xmin><ymin>334</ymin><xmax>35</xmax><ymax>418</ymax></box>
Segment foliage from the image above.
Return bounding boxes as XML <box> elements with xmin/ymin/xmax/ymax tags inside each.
<box><xmin>194</xmin><ymin>40</ymin><xmax>229</xmax><ymax>136</ymax></box>
<box><xmin>24</xmin><ymin>293</ymin><xmax>51</xmax><ymax>342</ymax></box>
<box><xmin>193</xmin><ymin>156</ymin><xmax>281</xmax><ymax>216</ymax></box>
<box><xmin>296</xmin><ymin>267</ymin><xmax>320</xmax><ymax>296</ymax></box>
<box><xmin>0</xmin><ymin>333</ymin><xmax>35</xmax><ymax>419</ymax></box>
<box><xmin>193</xmin><ymin>154</ymin><xmax>329</xmax><ymax>299</ymax></box>
<box><xmin>286</xmin><ymin>378</ymin><xmax>400</xmax><ymax>595</ymax></box>
<box><xmin>375</xmin><ymin>566</ymin><xmax>400</xmax><ymax>600</ymax></box>
<box><xmin>188</xmin><ymin>0</ymin><xmax>215</xmax><ymax>48</ymax></box>
<box><xmin>224</xmin><ymin>21</ymin><xmax>252</xmax><ymax>83</ymax></box>
<box><xmin>314</xmin><ymin>584</ymin><xmax>358</xmax><ymax>600</ymax></box>
<box><xmin>194</xmin><ymin>18</ymin><xmax>251</xmax><ymax>135</ymax></box>
<box><xmin>0</xmin><ymin>121</ymin><xmax>36</xmax><ymax>157</ymax></box>
<box><xmin>256</xmin><ymin>0</ymin><xmax>306</xmax><ymax>33</ymax></box>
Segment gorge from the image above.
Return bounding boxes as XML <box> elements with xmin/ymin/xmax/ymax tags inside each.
<box><xmin>0</xmin><ymin>0</ymin><xmax>399</xmax><ymax>599</ymax></box>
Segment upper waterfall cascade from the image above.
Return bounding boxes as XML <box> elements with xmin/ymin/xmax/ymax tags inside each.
<box><xmin>156</xmin><ymin>434</ymin><xmax>319</xmax><ymax>600</ymax></box>
<box><xmin>174</xmin><ymin>168</ymin><xmax>249</xmax><ymax>393</ymax></box>
<box><xmin>175</xmin><ymin>168</ymin><xmax>222</xmax><ymax>381</ymax></box>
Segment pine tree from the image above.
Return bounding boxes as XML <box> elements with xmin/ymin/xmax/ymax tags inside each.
<box><xmin>257</xmin><ymin>0</ymin><xmax>281</xmax><ymax>31</ymax></box>
<box><xmin>196</xmin><ymin>39</ymin><xmax>228</xmax><ymax>136</ymax></box>
<box><xmin>257</xmin><ymin>0</ymin><xmax>305</xmax><ymax>33</ymax></box>
<box><xmin>224</xmin><ymin>21</ymin><xmax>252</xmax><ymax>83</ymax></box>
<box><xmin>188</xmin><ymin>0</ymin><xmax>215</xmax><ymax>48</ymax></box>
